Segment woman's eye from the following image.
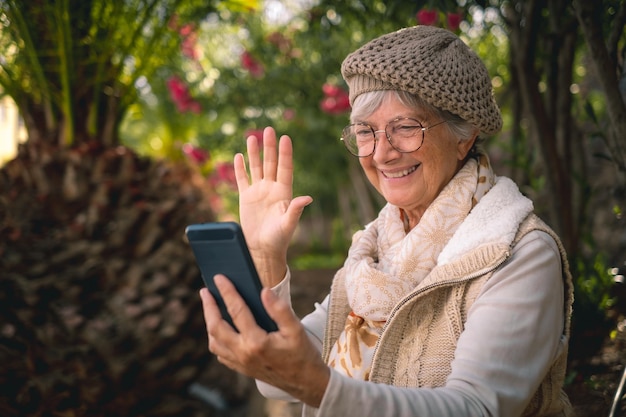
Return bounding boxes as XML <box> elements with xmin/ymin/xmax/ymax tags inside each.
<box><xmin>393</xmin><ymin>124</ymin><xmax>420</xmax><ymax>136</ymax></box>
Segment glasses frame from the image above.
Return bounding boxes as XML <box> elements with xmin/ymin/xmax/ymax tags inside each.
<box><xmin>340</xmin><ymin>117</ymin><xmax>447</xmax><ymax>158</ymax></box>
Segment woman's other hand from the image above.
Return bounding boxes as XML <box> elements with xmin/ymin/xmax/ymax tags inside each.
<box><xmin>200</xmin><ymin>275</ymin><xmax>329</xmax><ymax>407</ymax></box>
<box><xmin>234</xmin><ymin>127</ymin><xmax>312</xmax><ymax>287</ymax></box>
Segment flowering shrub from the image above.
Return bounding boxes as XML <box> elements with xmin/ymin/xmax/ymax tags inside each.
<box><xmin>166</xmin><ymin>76</ymin><xmax>202</xmax><ymax>113</ymax></box>
<box><xmin>416</xmin><ymin>8</ymin><xmax>463</xmax><ymax>32</ymax></box>
<box><xmin>168</xmin><ymin>16</ymin><xmax>199</xmax><ymax>60</ymax></box>
<box><xmin>446</xmin><ymin>13</ymin><xmax>462</xmax><ymax>31</ymax></box>
<box><xmin>212</xmin><ymin>162</ymin><xmax>237</xmax><ymax>189</ymax></box>
<box><xmin>182</xmin><ymin>143</ymin><xmax>209</xmax><ymax>164</ymax></box>
<box><xmin>416</xmin><ymin>9</ymin><xmax>438</xmax><ymax>26</ymax></box>
<box><xmin>320</xmin><ymin>83</ymin><xmax>350</xmax><ymax>115</ymax></box>
<box><xmin>241</xmin><ymin>51</ymin><xmax>264</xmax><ymax>78</ymax></box>
<box><xmin>179</xmin><ymin>24</ymin><xmax>198</xmax><ymax>60</ymax></box>
<box><xmin>206</xmin><ymin>161</ymin><xmax>239</xmax><ymax>220</ymax></box>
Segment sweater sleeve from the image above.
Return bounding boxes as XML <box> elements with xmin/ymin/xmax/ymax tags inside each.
<box><xmin>308</xmin><ymin>230</ymin><xmax>566</xmax><ymax>417</ymax></box>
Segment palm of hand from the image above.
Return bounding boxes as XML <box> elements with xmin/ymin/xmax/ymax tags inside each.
<box><xmin>239</xmin><ymin>178</ymin><xmax>293</xmax><ymax>255</ymax></box>
<box><xmin>234</xmin><ymin>128</ymin><xmax>312</xmax><ymax>263</ymax></box>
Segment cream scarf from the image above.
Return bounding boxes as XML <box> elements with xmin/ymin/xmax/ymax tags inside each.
<box><xmin>327</xmin><ymin>154</ymin><xmax>495</xmax><ymax>380</ymax></box>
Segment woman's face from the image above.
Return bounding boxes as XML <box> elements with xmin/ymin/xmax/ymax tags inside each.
<box><xmin>358</xmin><ymin>94</ymin><xmax>475</xmax><ymax>221</ymax></box>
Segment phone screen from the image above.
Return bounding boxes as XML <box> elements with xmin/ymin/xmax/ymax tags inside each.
<box><xmin>186</xmin><ymin>222</ymin><xmax>278</xmax><ymax>332</ymax></box>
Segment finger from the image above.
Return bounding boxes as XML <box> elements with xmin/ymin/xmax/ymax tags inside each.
<box><xmin>214</xmin><ymin>354</ymin><xmax>252</xmax><ymax>379</ymax></box>
<box><xmin>233</xmin><ymin>153</ymin><xmax>250</xmax><ymax>193</ymax></box>
<box><xmin>199</xmin><ymin>287</ymin><xmax>237</xmax><ymax>348</ymax></box>
<box><xmin>276</xmin><ymin>134</ymin><xmax>294</xmax><ymax>186</ymax></box>
<box><xmin>199</xmin><ymin>287</ymin><xmax>223</xmax><ymax>330</ymax></box>
<box><xmin>260</xmin><ymin>287</ymin><xmax>301</xmax><ymax>336</ymax></box>
<box><xmin>214</xmin><ymin>274</ymin><xmax>264</xmax><ymax>334</ymax></box>
<box><xmin>215</xmin><ymin>354</ymin><xmax>240</xmax><ymax>372</ymax></box>
<box><xmin>282</xmin><ymin>195</ymin><xmax>313</xmax><ymax>233</ymax></box>
<box><xmin>262</xmin><ymin>127</ymin><xmax>278</xmax><ymax>181</ymax></box>
<box><xmin>207</xmin><ymin>332</ymin><xmax>231</xmax><ymax>358</ymax></box>
<box><xmin>247</xmin><ymin>133</ymin><xmax>263</xmax><ymax>182</ymax></box>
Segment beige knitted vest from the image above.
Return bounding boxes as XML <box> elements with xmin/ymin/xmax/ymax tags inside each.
<box><xmin>302</xmin><ymin>214</ymin><xmax>573</xmax><ymax>417</ymax></box>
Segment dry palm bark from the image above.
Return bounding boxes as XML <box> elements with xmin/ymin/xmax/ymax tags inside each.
<box><xmin>0</xmin><ymin>142</ymin><xmax>253</xmax><ymax>416</ymax></box>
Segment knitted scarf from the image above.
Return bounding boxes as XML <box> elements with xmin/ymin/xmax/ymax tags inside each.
<box><xmin>328</xmin><ymin>154</ymin><xmax>495</xmax><ymax>380</ymax></box>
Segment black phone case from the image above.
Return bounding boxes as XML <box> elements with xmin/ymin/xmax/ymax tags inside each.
<box><xmin>185</xmin><ymin>221</ymin><xmax>278</xmax><ymax>332</ymax></box>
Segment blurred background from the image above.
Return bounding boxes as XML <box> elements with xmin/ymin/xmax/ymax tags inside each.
<box><xmin>0</xmin><ymin>0</ymin><xmax>625</xmax><ymax>415</ymax></box>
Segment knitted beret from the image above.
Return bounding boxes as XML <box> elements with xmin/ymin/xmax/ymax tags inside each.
<box><xmin>341</xmin><ymin>25</ymin><xmax>502</xmax><ymax>135</ymax></box>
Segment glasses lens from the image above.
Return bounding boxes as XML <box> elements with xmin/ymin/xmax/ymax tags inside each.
<box><xmin>342</xmin><ymin>123</ymin><xmax>375</xmax><ymax>157</ymax></box>
<box><xmin>386</xmin><ymin>118</ymin><xmax>423</xmax><ymax>152</ymax></box>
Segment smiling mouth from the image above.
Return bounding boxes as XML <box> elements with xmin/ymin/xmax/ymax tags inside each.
<box><xmin>383</xmin><ymin>165</ymin><xmax>419</xmax><ymax>178</ymax></box>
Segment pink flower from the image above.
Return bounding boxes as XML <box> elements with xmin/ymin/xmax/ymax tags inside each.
<box><xmin>320</xmin><ymin>96</ymin><xmax>350</xmax><ymax>115</ymax></box>
<box><xmin>182</xmin><ymin>143</ymin><xmax>209</xmax><ymax>164</ymax></box>
<box><xmin>241</xmin><ymin>51</ymin><xmax>264</xmax><ymax>78</ymax></box>
<box><xmin>181</xmin><ymin>31</ymin><xmax>198</xmax><ymax>59</ymax></box>
<box><xmin>167</xmin><ymin>76</ymin><xmax>187</xmax><ymax>101</ymax></box>
<box><xmin>320</xmin><ymin>97</ymin><xmax>336</xmax><ymax>113</ymax></box>
<box><xmin>322</xmin><ymin>83</ymin><xmax>342</xmax><ymax>97</ymax></box>
<box><xmin>336</xmin><ymin>93</ymin><xmax>350</xmax><ymax>111</ymax></box>
<box><xmin>186</xmin><ymin>100</ymin><xmax>202</xmax><ymax>114</ymax></box>
<box><xmin>416</xmin><ymin>9</ymin><xmax>438</xmax><ymax>26</ymax></box>
<box><xmin>320</xmin><ymin>84</ymin><xmax>351</xmax><ymax>115</ymax></box>
<box><xmin>446</xmin><ymin>13</ymin><xmax>462</xmax><ymax>31</ymax></box>
<box><xmin>179</xmin><ymin>24</ymin><xmax>194</xmax><ymax>37</ymax></box>
<box><xmin>214</xmin><ymin>162</ymin><xmax>237</xmax><ymax>188</ymax></box>
<box><xmin>283</xmin><ymin>108</ymin><xmax>296</xmax><ymax>121</ymax></box>
<box><xmin>167</xmin><ymin>76</ymin><xmax>202</xmax><ymax>113</ymax></box>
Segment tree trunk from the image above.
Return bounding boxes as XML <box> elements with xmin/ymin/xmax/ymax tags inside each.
<box><xmin>0</xmin><ymin>141</ymin><xmax>254</xmax><ymax>416</ymax></box>
<box><xmin>504</xmin><ymin>0</ymin><xmax>579</xmax><ymax>259</ymax></box>
<box><xmin>573</xmin><ymin>0</ymin><xmax>626</xmax><ymax>173</ymax></box>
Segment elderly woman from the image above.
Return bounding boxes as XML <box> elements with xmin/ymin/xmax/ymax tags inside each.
<box><xmin>200</xmin><ymin>25</ymin><xmax>573</xmax><ymax>417</ymax></box>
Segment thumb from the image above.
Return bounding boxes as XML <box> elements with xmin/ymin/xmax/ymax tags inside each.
<box><xmin>285</xmin><ymin>195</ymin><xmax>313</xmax><ymax>225</ymax></box>
<box><xmin>261</xmin><ymin>287</ymin><xmax>300</xmax><ymax>334</ymax></box>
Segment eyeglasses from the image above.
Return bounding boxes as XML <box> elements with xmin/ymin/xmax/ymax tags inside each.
<box><xmin>340</xmin><ymin>117</ymin><xmax>447</xmax><ymax>157</ymax></box>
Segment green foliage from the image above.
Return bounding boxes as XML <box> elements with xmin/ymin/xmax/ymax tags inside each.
<box><xmin>568</xmin><ymin>251</ymin><xmax>618</xmax><ymax>362</ymax></box>
<box><xmin>122</xmin><ymin>0</ymin><xmax>474</xmax><ymax>219</ymax></box>
<box><xmin>291</xmin><ymin>218</ymin><xmax>350</xmax><ymax>270</ymax></box>
<box><xmin>575</xmin><ymin>252</ymin><xmax>616</xmax><ymax>315</ymax></box>
<box><xmin>291</xmin><ymin>251</ymin><xmax>346</xmax><ymax>271</ymax></box>
<box><xmin>0</xmin><ymin>0</ymin><xmax>253</xmax><ymax>145</ymax></box>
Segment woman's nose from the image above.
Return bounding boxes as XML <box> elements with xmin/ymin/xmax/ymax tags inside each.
<box><xmin>372</xmin><ymin>130</ymin><xmax>398</xmax><ymax>159</ymax></box>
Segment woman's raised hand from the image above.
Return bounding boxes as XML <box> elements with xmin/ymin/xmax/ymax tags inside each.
<box><xmin>234</xmin><ymin>127</ymin><xmax>312</xmax><ymax>287</ymax></box>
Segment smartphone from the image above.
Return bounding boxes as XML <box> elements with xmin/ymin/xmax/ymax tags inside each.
<box><xmin>185</xmin><ymin>221</ymin><xmax>278</xmax><ymax>332</ymax></box>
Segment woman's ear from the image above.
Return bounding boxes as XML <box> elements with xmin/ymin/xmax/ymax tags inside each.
<box><xmin>456</xmin><ymin>130</ymin><xmax>479</xmax><ymax>160</ymax></box>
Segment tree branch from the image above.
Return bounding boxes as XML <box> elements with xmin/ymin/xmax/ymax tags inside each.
<box><xmin>607</xmin><ymin>0</ymin><xmax>626</xmax><ymax>69</ymax></box>
<box><xmin>573</xmin><ymin>0</ymin><xmax>626</xmax><ymax>172</ymax></box>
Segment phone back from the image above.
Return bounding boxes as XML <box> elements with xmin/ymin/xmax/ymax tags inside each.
<box><xmin>186</xmin><ymin>222</ymin><xmax>277</xmax><ymax>332</ymax></box>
